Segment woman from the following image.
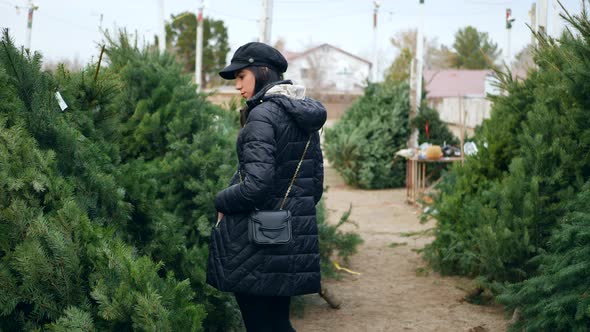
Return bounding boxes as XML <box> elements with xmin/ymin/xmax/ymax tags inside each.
<box><xmin>206</xmin><ymin>42</ymin><xmax>327</xmax><ymax>331</ymax></box>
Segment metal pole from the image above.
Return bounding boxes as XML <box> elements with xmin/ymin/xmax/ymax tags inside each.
<box><xmin>259</xmin><ymin>0</ymin><xmax>273</xmax><ymax>43</ymax></box>
<box><xmin>538</xmin><ymin>0</ymin><xmax>548</xmax><ymax>35</ymax></box>
<box><xmin>529</xmin><ymin>3</ymin><xmax>536</xmax><ymax>45</ymax></box>
<box><xmin>459</xmin><ymin>95</ymin><xmax>464</xmax><ymax>165</ymax></box>
<box><xmin>372</xmin><ymin>1</ymin><xmax>380</xmax><ymax>82</ymax></box>
<box><xmin>158</xmin><ymin>0</ymin><xmax>166</xmax><ymax>53</ymax></box>
<box><xmin>410</xmin><ymin>0</ymin><xmax>424</xmax><ymax>147</ymax></box>
<box><xmin>408</xmin><ymin>57</ymin><xmax>417</xmax><ymax>148</ymax></box>
<box><xmin>259</xmin><ymin>0</ymin><xmax>265</xmax><ymax>42</ymax></box>
<box><xmin>415</xmin><ymin>0</ymin><xmax>424</xmax><ymax>114</ymax></box>
<box><xmin>25</xmin><ymin>0</ymin><xmax>37</xmax><ymax>50</ymax></box>
<box><xmin>505</xmin><ymin>8</ymin><xmax>514</xmax><ymax>69</ymax></box>
<box><xmin>552</xmin><ymin>0</ymin><xmax>562</xmax><ymax>38</ymax></box>
<box><xmin>506</xmin><ymin>27</ymin><xmax>511</xmax><ymax>67</ymax></box>
<box><xmin>195</xmin><ymin>0</ymin><xmax>204</xmax><ymax>92</ymax></box>
<box><xmin>266</xmin><ymin>0</ymin><xmax>273</xmax><ymax>43</ymax></box>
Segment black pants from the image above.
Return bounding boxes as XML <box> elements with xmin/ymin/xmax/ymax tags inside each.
<box><xmin>234</xmin><ymin>293</ymin><xmax>296</xmax><ymax>332</ymax></box>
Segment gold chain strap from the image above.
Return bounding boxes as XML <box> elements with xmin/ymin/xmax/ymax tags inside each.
<box><xmin>238</xmin><ymin>135</ymin><xmax>312</xmax><ymax>210</ymax></box>
<box><xmin>280</xmin><ymin>136</ymin><xmax>312</xmax><ymax>209</ymax></box>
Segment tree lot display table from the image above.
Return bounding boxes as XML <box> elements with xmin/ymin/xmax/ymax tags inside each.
<box><xmin>405</xmin><ymin>157</ymin><xmax>463</xmax><ymax>205</ymax></box>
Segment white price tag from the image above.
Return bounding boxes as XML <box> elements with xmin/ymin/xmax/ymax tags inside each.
<box><xmin>55</xmin><ymin>91</ymin><xmax>68</xmax><ymax>111</ymax></box>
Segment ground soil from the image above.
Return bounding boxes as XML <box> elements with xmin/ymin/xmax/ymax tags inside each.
<box><xmin>290</xmin><ymin>165</ymin><xmax>509</xmax><ymax>332</ymax></box>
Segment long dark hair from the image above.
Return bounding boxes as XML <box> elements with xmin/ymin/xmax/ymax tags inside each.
<box><xmin>251</xmin><ymin>66</ymin><xmax>282</xmax><ymax>95</ymax></box>
<box><xmin>240</xmin><ymin>66</ymin><xmax>283</xmax><ymax>127</ymax></box>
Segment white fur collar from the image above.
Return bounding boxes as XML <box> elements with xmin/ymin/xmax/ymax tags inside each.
<box><xmin>266</xmin><ymin>84</ymin><xmax>306</xmax><ymax>100</ymax></box>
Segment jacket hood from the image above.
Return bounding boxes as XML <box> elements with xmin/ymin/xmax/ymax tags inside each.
<box><xmin>246</xmin><ymin>80</ymin><xmax>327</xmax><ymax>133</ymax></box>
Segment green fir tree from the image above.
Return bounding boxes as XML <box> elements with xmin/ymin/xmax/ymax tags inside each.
<box><xmin>0</xmin><ymin>28</ymin><xmax>233</xmax><ymax>331</ymax></box>
<box><xmin>324</xmin><ymin>82</ymin><xmax>411</xmax><ymax>189</ymax></box>
<box><xmin>499</xmin><ymin>183</ymin><xmax>590</xmax><ymax>331</ymax></box>
<box><xmin>423</xmin><ymin>4</ymin><xmax>590</xmax><ymax>330</ymax></box>
<box><xmin>0</xmin><ymin>52</ymin><xmax>204</xmax><ymax>331</ymax></box>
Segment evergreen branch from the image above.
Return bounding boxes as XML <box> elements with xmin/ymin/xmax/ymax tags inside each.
<box><xmin>1</xmin><ymin>28</ymin><xmax>23</xmax><ymax>87</ymax></box>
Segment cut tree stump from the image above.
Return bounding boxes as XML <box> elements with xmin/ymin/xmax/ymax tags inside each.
<box><xmin>319</xmin><ymin>286</ymin><xmax>341</xmax><ymax>309</ymax></box>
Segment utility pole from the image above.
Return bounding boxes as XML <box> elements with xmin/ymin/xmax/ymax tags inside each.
<box><xmin>505</xmin><ymin>8</ymin><xmax>515</xmax><ymax>68</ymax></box>
<box><xmin>25</xmin><ymin>0</ymin><xmax>38</xmax><ymax>50</ymax></box>
<box><xmin>529</xmin><ymin>3</ymin><xmax>536</xmax><ymax>45</ymax></box>
<box><xmin>158</xmin><ymin>0</ymin><xmax>166</xmax><ymax>53</ymax></box>
<box><xmin>551</xmin><ymin>0</ymin><xmax>563</xmax><ymax>38</ymax></box>
<box><xmin>371</xmin><ymin>1</ymin><xmax>380</xmax><ymax>82</ymax></box>
<box><xmin>410</xmin><ymin>0</ymin><xmax>425</xmax><ymax>148</ymax></box>
<box><xmin>415</xmin><ymin>0</ymin><xmax>424</xmax><ymax>114</ymax></box>
<box><xmin>259</xmin><ymin>0</ymin><xmax>273</xmax><ymax>43</ymax></box>
<box><xmin>537</xmin><ymin>0</ymin><xmax>548</xmax><ymax>35</ymax></box>
<box><xmin>195</xmin><ymin>0</ymin><xmax>204</xmax><ymax>92</ymax></box>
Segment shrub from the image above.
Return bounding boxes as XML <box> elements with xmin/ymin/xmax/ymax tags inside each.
<box><xmin>423</xmin><ymin>5</ymin><xmax>590</xmax><ymax>329</ymax></box>
<box><xmin>0</xmin><ymin>29</ymin><xmax>238</xmax><ymax>331</ymax></box>
<box><xmin>498</xmin><ymin>183</ymin><xmax>590</xmax><ymax>331</ymax></box>
<box><xmin>316</xmin><ymin>200</ymin><xmax>364</xmax><ymax>279</ymax></box>
<box><xmin>411</xmin><ymin>104</ymin><xmax>458</xmax><ymax>147</ymax></box>
<box><xmin>324</xmin><ymin>83</ymin><xmax>410</xmax><ymax>189</ymax></box>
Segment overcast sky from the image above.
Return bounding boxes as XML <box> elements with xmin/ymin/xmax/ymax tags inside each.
<box><xmin>0</xmin><ymin>0</ymin><xmax>582</xmax><ymax>76</ymax></box>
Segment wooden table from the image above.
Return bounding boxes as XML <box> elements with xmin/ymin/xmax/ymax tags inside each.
<box><xmin>405</xmin><ymin>156</ymin><xmax>463</xmax><ymax>205</ymax></box>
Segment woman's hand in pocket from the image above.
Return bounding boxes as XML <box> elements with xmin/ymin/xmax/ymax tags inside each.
<box><xmin>215</xmin><ymin>211</ymin><xmax>224</xmax><ymax>228</ymax></box>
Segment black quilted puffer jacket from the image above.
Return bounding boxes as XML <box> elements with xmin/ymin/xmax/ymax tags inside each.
<box><xmin>207</xmin><ymin>80</ymin><xmax>326</xmax><ymax>296</ymax></box>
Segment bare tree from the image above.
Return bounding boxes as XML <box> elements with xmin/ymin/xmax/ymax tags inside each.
<box><xmin>512</xmin><ymin>44</ymin><xmax>535</xmax><ymax>72</ymax></box>
<box><xmin>43</xmin><ymin>56</ymin><xmax>84</xmax><ymax>72</ymax></box>
<box><xmin>273</xmin><ymin>37</ymin><xmax>286</xmax><ymax>53</ymax></box>
<box><xmin>301</xmin><ymin>44</ymin><xmax>336</xmax><ymax>99</ymax></box>
<box><xmin>385</xmin><ymin>29</ymin><xmax>452</xmax><ymax>83</ymax></box>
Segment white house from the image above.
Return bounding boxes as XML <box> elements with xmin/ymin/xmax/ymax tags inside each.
<box><xmin>284</xmin><ymin>44</ymin><xmax>371</xmax><ymax>94</ymax></box>
<box><xmin>423</xmin><ymin>69</ymin><xmax>501</xmax><ymax>137</ymax></box>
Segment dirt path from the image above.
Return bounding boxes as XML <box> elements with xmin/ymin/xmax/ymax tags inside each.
<box><xmin>291</xmin><ymin>165</ymin><xmax>508</xmax><ymax>332</ymax></box>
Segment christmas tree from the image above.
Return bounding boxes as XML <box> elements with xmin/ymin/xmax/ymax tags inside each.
<box><xmin>499</xmin><ymin>183</ymin><xmax>590</xmax><ymax>331</ymax></box>
<box><xmin>423</xmin><ymin>4</ymin><xmax>590</xmax><ymax>328</ymax></box>
<box><xmin>324</xmin><ymin>82</ymin><xmax>411</xmax><ymax>189</ymax></box>
<box><xmin>0</xmin><ymin>29</ymin><xmax>206</xmax><ymax>330</ymax></box>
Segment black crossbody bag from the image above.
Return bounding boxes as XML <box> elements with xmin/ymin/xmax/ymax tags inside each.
<box><xmin>239</xmin><ymin>135</ymin><xmax>312</xmax><ymax>245</ymax></box>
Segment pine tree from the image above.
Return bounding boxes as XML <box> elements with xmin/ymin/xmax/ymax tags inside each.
<box><xmin>316</xmin><ymin>200</ymin><xmax>363</xmax><ymax>278</ymax></box>
<box><xmin>0</xmin><ymin>99</ymin><xmax>204</xmax><ymax>331</ymax></box>
<box><xmin>324</xmin><ymin>82</ymin><xmax>411</xmax><ymax>189</ymax></box>
<box><xmin>99</xmin><ymin>30</ymin><xmax>242</xmax><ymax>330</ymax></box>
<box><xmin>165</xmin><ymin>14</ymin><xmax>230</xmax><ymax>88</ymax></box>
<box><xmin>499</xmin><ymin>183</ymin><xmax>590</xmax><ymax>331</ymax></box>
<box><xmin>0</xmin><ymin>29</ymin><xmax>223</xmax><ymax>330</ymax></box>
<box><xmin>451</xmin><ymin>26</ymin><xmax>500</xmax><ymax>69</ymax></box>
<box><xmin>325</xmin><ymin>81</ymin><xmax>458</xmax><ymax>189</ymax></box>
<box><xmin>411</xmin><ymin>104</ymin><xmax>458</xmax><ymax>147</ymax></box>
<box><xmin>423</xmin><ymin>2</ymin><xmax>590</xmax><ymax>317</ymax></box>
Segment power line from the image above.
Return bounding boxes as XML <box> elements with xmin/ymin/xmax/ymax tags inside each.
<box><xmin>276</xmin><ymin>11</ymin><xmax>371</xmax><ymax>21</ymax></box>
<box><xmin>206</xmin><ymin>8</ymin><xmax>257</xmax><ymax>22</ymax></box>
<box><xmin>275</xmin><ymin>0</ymin><xmax>320</xmax><ymax>3</ymax></box>
<box><xmin>41</xmin><ymin>12</ymin><xmax>96</xmax><ymax>33</ymax></box>
<box><xmin>0</xmin><ymin>1</ymin><xmax>97</xmax><ymax>33</ymax></box>
<box><xmin>0</xmin><ymin>0</ymin><xmax>21</xmax><ymax>7</ymax></box>
<box><xmin>463</xmin><ymin>0</ymin><xmax>518</xmax><ymax>5</ymax></box>
<box><xmin>430</xmin><ymin>9</ymin><xmax>492</xmax><ymax>17</ymax></box>
<box><xmin>0</xmin><ymin>0</ymin><xmax>23</xmax><ymax>13</ymax></box>
<box><xmin>275</xmin><ymin>0</ymin><xmax>343</xmax><ymax>4</ymax></box>
<box><xmin>208</xmin><ymin>4</ymin><xmax>369</xmax><ymax>22</ymax></box>
<box><xmin>380</xmin><ymin>6</ymin><xmax>493</xmax><ymax>18</ymax></box>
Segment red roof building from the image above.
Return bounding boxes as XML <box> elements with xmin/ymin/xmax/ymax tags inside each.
<box><xmin>424</xmin><ymin>69</ymin><xmax>492</xmax><ymax>98</ymax></box>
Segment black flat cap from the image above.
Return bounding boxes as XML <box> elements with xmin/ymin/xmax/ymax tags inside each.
<box><xmin>219</xmin><ymin>42</ymin><xmax>288</xmax><ymax>80</ymax></box>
